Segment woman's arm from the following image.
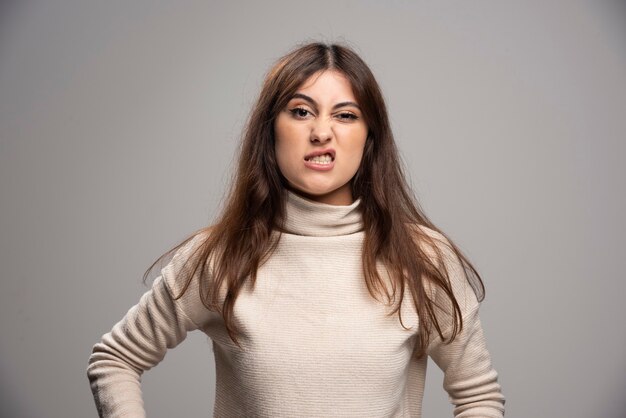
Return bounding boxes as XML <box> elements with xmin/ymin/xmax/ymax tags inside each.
<box><xmin>86</xmin><ymin>235</ymin><xmax>210</xmax><ymax>418</ymax></box>
<box><xmin>427</xmin><ymin>304</ymin><xmax>506</xmax><ymax>417</ymax></box>
<box><xmin>422</xmin><ymin>227</ymin><xmax>506</xmax><ymax>417</ymax></box>
<box><xmin>86</xmin><ymin>275</ymin><xmax>199</xmax><ymax>417</ymax></box>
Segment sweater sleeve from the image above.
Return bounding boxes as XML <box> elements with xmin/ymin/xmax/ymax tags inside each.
<box><xmin>421</xmin><ymin>228</ymin><xmax>506</xmax><ymax>417</ymax></box>
<box><xmin>86</xmin><ymin>234</ymin><xmax>212</xmax><ymax>418</ymax></box>
<box><xmin>427</xmin><ymin>305</ymin><xmax>506</xmax><ymax>417</ymax></box>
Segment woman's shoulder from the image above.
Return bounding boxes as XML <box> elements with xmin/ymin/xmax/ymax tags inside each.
<box><xmin>160</xmin><ymin>227</ymin><xmax>214</xmax><ymax>294</ymax></box>
<box><xmin>406</xmin><ymin>223</ymin><xmax>454</xmax><ymax>264</ymax></box>
<box><xmin>412</xmin><ymin>222</ymin><xmax>483</xmax><ymax>312</ymax></box>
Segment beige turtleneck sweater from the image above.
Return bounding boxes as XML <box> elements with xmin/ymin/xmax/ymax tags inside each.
<box><xmin>87</xmin><ymin>190</ymin><xmax>505</xmax><ymax>417</ymax></box>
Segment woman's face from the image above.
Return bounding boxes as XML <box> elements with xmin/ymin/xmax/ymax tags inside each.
<box><xmin>273</xmin><ymin>70</ymin><xmax>368</xmax><ymax>206</ymax></box>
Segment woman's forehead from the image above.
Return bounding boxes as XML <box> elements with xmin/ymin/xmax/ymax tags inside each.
<box><xmin>291</xmin><ymin>70</ymin><xmax>357</xmax><ymax>102</ymax></box>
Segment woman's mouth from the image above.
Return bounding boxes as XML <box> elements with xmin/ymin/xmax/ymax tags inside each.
<box><xmin>306</xmin><ymin>154</ymin><xmax>333</xmax><ymax>164</ymax></box>
<box><xmin>304</xmin><ymin>153</ymin><xmax>335</xmax><ymax>171</ymax></box>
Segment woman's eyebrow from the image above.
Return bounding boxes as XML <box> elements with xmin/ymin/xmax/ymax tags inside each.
<box><xmin>290</xmin><ymin>93</ymin><xmax>361</xmax><ymax>111</ymax></box>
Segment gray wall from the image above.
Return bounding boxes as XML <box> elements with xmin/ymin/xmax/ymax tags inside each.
<box><xmin>1</xmin><ymin>1</ymin><xmax>625</xmax><ymax>417</ymax></box>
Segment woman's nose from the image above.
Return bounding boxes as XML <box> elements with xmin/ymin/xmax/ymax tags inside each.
<box><xmin>310</xmin><ymin>118</ymin><xmax>333</xmax><ymax>143</ymax></box>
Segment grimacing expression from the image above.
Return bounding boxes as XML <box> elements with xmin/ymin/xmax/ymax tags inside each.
<box><xmin>273</xmin><ymin>70</ymin><xmax>368</xmax><ymax>206</ymax></box>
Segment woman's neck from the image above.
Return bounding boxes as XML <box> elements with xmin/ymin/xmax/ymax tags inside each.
<box><xmin>279</xmin><ymin>188</ymin><xmax>364</xmax><ymax>237</ymax></box>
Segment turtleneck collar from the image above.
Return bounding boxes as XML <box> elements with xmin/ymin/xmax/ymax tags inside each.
<box><xmin>279</xmin><ymin>189</ymin><xmax>364</xmax><ymax>237</ymax></box>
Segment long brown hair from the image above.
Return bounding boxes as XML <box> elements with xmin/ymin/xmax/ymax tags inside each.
<box><xmin>143</xmin><ymin>41</ymin><xmax>485</xmax><ymax>359</ymax></box>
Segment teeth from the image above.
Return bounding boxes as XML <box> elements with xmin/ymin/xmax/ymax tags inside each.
<box><xmin>308</xmin><ymin>154</ymin><xmax>333</xmax><ymax>164</ymax></box>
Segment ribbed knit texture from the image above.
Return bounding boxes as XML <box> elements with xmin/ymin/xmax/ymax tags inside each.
<box><xmin>87</xmin><ymin>189</ymin><xmax>505</xmax><ymax>417</ymax></box>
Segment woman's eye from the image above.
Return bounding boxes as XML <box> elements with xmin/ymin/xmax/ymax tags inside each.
<box><xmin>289</xmin><ymin>107</ymin><xmax>311</xmax><ymax>119</ymax></box>
<box><xmin>337</xmin><ymin>112</ymin><xmax>358</xmax><ymax>121</ymax></box>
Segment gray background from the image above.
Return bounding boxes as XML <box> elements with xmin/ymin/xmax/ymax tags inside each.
<box><xmin>1</xmin><ymin>1</ymin><xmax>625</xmax><ymax>417</ymax></box>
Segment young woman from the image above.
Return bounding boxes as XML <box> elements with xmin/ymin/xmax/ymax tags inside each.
<box><xmin>87</xmin><ymin>41</ymin><xmax>505</xmax><ymax>417</ymax></box>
